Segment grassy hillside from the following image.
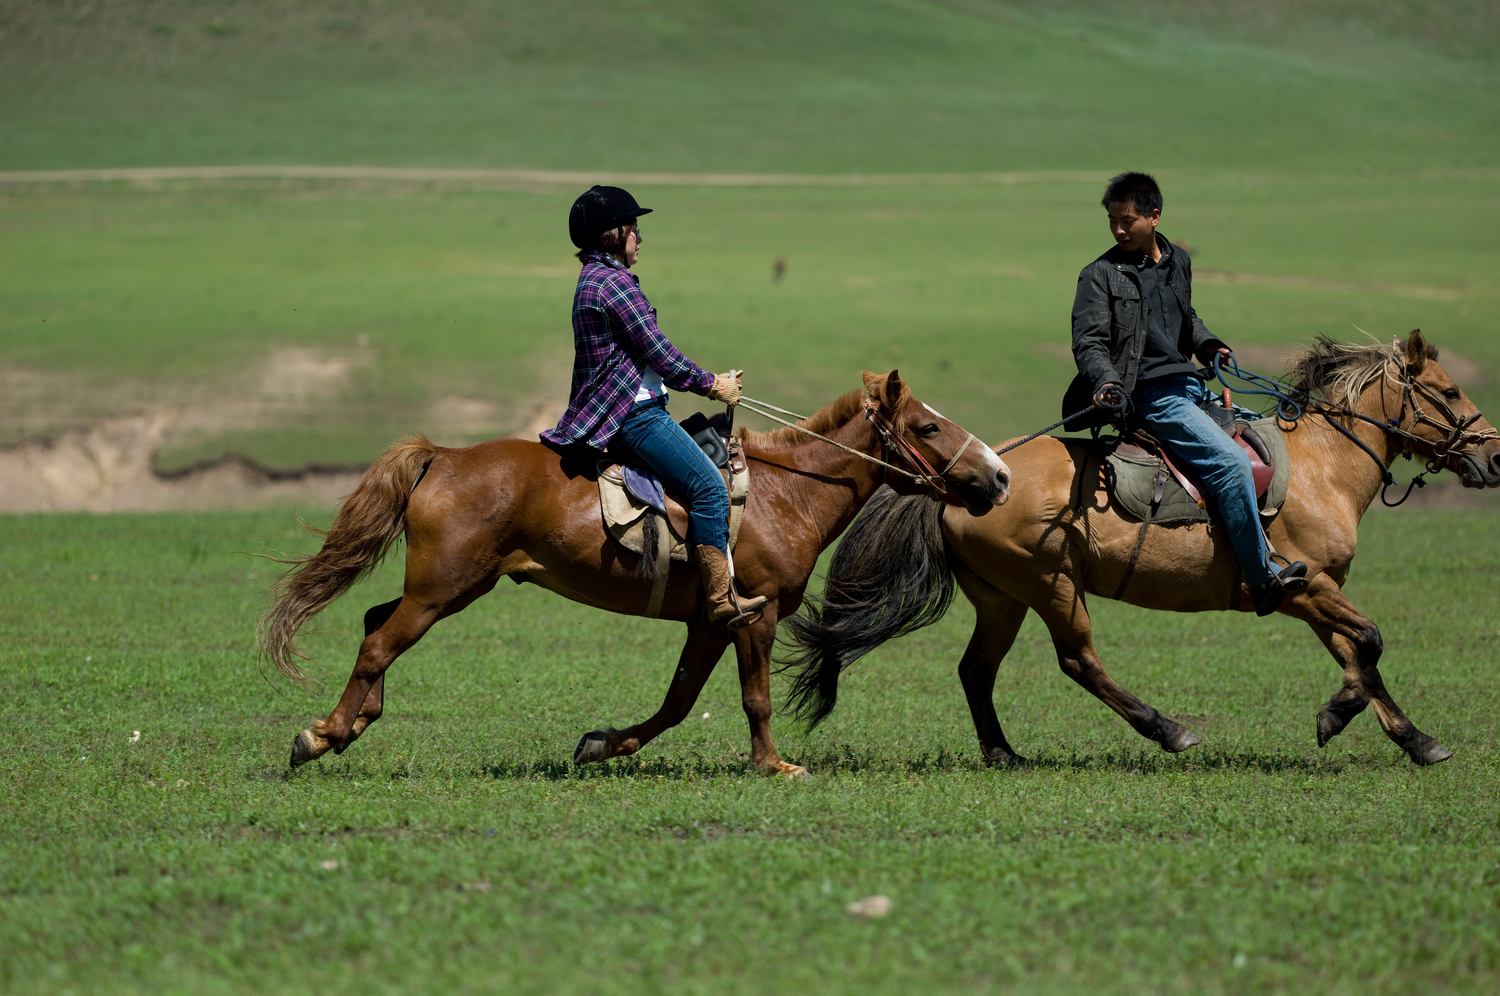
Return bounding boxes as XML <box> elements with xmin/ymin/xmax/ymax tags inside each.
<box><xmin>2</xmin><ymin>1</ymin><xmax>1497</xmax><ymax>471</ymax></box>
<box><xmin>2</xmin><ymin>0</ymin><xmax>1496</xmax><ymax>172</ymax></box>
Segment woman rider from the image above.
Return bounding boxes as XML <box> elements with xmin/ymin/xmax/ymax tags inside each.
<box><xmin>541</xmin><ymin>185</ymin><xmax>768</xmax><ymax>630</ymax></box>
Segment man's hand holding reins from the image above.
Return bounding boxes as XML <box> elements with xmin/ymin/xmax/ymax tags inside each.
<box><xmin>1093</xmin><ymin>382</ymin><xmax>1129</xmax><ymax>420</ymax></box>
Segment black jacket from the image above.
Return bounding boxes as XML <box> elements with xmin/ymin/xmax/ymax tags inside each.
<box><xmin>1062</xmin><ymin>235</ymin><xmax>1226</xmax><ymax>430</ymax></box>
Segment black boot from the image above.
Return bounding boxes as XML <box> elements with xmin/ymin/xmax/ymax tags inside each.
<box><xmin>1250</xmin><ymin>561</ymin><xmax>1309</xmax><ymax>617</ymax></box>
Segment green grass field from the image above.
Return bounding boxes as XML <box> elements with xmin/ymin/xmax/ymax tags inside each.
<box><xmin>4</xmin><ymin>511</ymin><xmax>1499</xmax><ymax>993</ymax></box>
<box><xmin>4</xmin><ymin>1</ymin><xmax>1500</xmax><ymax>991</ymax></box>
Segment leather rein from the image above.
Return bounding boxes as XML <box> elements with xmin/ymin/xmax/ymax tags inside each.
<box><xmin>736</xmin><ymin>394</ymin><xmax>974</xmax><ymax>498</ymax></box>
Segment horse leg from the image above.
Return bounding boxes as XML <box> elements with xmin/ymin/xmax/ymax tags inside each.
<box><xmin>1281</xmin><ymin>577</ymin><xmax>1452</xmax><ymax>765</ymax></box>
<box><xmin>341</xmin><ymin>598</ymin><xmax>401</xmax><ymax>750</ymax></box>
<box><xmin>572</xmin><ymin>625</ymin><xmax>729</xmax><ymax>767</ymax></box>
<box><xmin>955</xmin><ymin>583</ymin><xmax>1030</xmax><ymax>767</ymax></box>
<box><xmin>1038</xmin><ymin>583</ymin><xmax>1201</xmax><ymax>753</ymax></box>
<box><xmin>737</xmin><ymin>608</ymin><xmax>806</xmax><ymax>778</ymax></box>
<box><xmin>290</xmin><ymin>595</ymin><xmax>446</xmax><ymax>766</ymax></box>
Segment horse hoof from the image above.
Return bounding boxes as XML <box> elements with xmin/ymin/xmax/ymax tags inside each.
<box><xmin>1316</xmin><ymin>710</ymin><xmax>1347</xmax><ymax>747</ymax></box>
<box><xmin>983</xmin><ymin>751</ymin><xmax>1027</xmax><ymax>769</ymax></box>
<box><xmin>573</xmin><ymin>731</ymin><xmax>611</xmax><ymax>766</ymax></box>
<box><xmin>289</xmin><ymin>728</ymin><xmax>330</xmax><ymax>768</ymax></box>
<box><xmin>1406</xmin><ymin>737</ymin><xmax>1454</xmax><ymax>766</ymax></box>
<box><xmin>1161</xmin><ymin>726</ymin><xmax>1202</xmax><ymax>754</ymax></box>
<box><xmin>775</xmin><ymin>762</ymin><xmax>809</xmax><ymax>780</ymax></box>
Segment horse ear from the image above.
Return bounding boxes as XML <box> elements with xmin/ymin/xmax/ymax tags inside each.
<box><xmin>882</xmin><ymin>369</ymin><xmax>908</xmax><ymax>410</ymax></box>
<box><xmin>862</xmin><ymin>370</ymin><xmax>882</xmax><ymax>395</ymax></box>
<box><xmin>1405</xmin><ymin>329</ymin><xmax>1428</xmax><ymax>373</ymax></box>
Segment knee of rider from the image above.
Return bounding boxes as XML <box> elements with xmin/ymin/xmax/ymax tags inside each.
<box><xmin>696</xmin><ymin>478</ymin><xmax>730</xmax><ymax>517</ymax></box>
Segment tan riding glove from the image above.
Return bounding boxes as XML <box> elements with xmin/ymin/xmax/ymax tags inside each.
<box><xmin>708</xmin><ymin>371</ymin><xmax>743</xmax><ymax>406</ymax></box>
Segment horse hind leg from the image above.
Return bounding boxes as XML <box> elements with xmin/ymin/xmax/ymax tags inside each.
<box><xmin>291</xmin><ymin>596</ymin><xmax>443</xmax><ymax>768</ymax></box>
<box><xmin>1038</xmin><ymin>582</ymin><xmax>1201</xmax><ymax>754</ymax></box>
<box><xmin>573</xmin><ymin>624</ymin><xmax>729</xmax><ymax>767</ymax></box>
<box><xmin>341</xmin><ymin>598</ymin><xmax>401</xmax><ymax>749</ymax></box>
<box><xmin>955</xmin><ymin>581</ymin><xmax>1030</xmax><ymax>767</ymax></box>
<box><xmin>1287</xmin><ymin>578</ymin><xmax>1452</xmax><ymax>765</ymax></box>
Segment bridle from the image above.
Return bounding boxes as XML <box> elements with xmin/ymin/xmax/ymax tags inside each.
<box><xmin>861</xmin><ymin>395</ymin><xmax>977</xmax><ymax>498</ymax></box>
<box><xmin>1222</xmin><ymin>351</ymin><xmax>1498</xmax><ymax>506</ymax></box>
<box><xmin>1380</xmin><ymin>363</ymin><xmax>1495</xmax><ymax>463</ymax></box>
<box><xmin>735</xmin><ymin>393</ymin><xmax>976</xmax><ymax>498</ymax></box>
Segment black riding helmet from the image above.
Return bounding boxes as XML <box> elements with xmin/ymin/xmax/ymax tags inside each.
<box><xmin>568</xmin><ymin>185</ymin><xmax>652</xmax><ymax>249</ymax></box>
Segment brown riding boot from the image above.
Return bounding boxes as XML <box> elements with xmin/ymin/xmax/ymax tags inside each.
<box><xmin>694</xmin><ymin>544</ymin><xmax>768</xmax><ymax>630</ymax></box>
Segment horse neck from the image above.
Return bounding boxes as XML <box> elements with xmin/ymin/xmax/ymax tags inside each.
<box><xmin>745</xmin><ymin>411</ymin><xmax>891</xmax><ymax>547</ymax></box>
<box><xmin>1301</xmin><ymin>375</ymin><xmax>1406</xmax><ymax>511</ymax></box>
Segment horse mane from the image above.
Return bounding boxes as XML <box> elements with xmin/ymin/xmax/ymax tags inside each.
<box><xmin>737</xmin><ymin>388</ymin><xmax>869</xmax><ymax>452</ymax></box>
<box><xmin>1287</xmin><ymin>334</ymin><xmax>1433</xmax><ymax>410</ymax></box>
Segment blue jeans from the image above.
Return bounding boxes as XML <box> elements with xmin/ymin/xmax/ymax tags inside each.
<box><xmin>1133</xmin><ymin>374</ymin><xmax>1275</xmax><ymax>586</ymax></box>
<box><xmin>612</xmin><ymin>401</ymin><xmax>729</xmax><ymax>550</ymax></box>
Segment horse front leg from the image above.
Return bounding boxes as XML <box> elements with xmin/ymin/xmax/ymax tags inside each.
<box><xmin>1282</xmin><ymin>577</ymin><xmax>1452</xmax><ymax>765</ymax></box>
<box><xmin>734</xmin><ymin>606</ymin><xmax>806</xmax><ymax>778</ymax></box>
<box><xmin>572</xmin><ymin>625</ymin><xmax>729</xmax><ymax>766</ymax></box>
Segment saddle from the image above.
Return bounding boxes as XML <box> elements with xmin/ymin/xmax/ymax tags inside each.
<box><xmin>1102</xmin><ymin>400</ymin><xmax>1289</xmax><ymax>525</ymax></box>
<box><xmin>597</xmin><ymin>412</ymin><xmax>750</xmax><ymax>617</ymax></box>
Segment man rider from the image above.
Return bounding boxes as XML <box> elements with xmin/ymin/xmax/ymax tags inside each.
<box><xmin>1064</xmin><ymin>172</ymin><xmax>1308</xmax><ymax>615</ymax></box>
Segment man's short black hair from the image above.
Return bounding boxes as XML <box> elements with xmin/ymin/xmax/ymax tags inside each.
<box><xmin>1102</xmin><ymin>172</ymin><xmax>1162</xmax><ymax>216</ymax></box>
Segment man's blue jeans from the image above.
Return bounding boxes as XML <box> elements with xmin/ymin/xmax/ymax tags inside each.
<box><xmin>1133</xmin><ymin>374</ymin><xmax>1275</xmax><ymax>586</ymax></box>
<box><xmin>613</xmin><ymin>400</ymin><xmax>729</xmax><ymax>551</ymax></box>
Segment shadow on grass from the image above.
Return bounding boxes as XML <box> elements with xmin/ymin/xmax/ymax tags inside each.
<box><xmin>270</xmin><ymin>740</ymin><xmax>1411</xmax><ymax>782</ymax></box>
<box><xmin>465</xmin><ymin>743</ymin><xmax>1394</xmax><ymax>780</ymax></box>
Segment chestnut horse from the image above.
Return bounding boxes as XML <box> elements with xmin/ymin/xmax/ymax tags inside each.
<box><xmin>261</xmin><ymin>371</ymin><xmax>1009</xmax><ymax>776</ymax></box>
<box><xmin>782</xmin><ymin>332</ymin><xmax>1500</xmax><ymax>766</ymax></box>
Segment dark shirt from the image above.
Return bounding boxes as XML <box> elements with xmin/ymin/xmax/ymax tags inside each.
<box><xmin>1133</xmin><ymin>245</ymin><xmax>1191</xmax><ymax>385</ymax></box>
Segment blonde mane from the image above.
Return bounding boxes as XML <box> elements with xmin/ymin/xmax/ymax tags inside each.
<box><xmin>1287</xmin><ymin>335</ymin><xmax>1426</xmax><ymax>411</ymax></box>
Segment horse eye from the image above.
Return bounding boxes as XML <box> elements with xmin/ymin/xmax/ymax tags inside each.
<box><xmin>917</xmin><ymin>423</ymin><xmax>941</xmax><ymax>437</ymax></box>
<box><xmin>1442</xmin><ymin>387</ymin><xmax>1460</xmax><ymax>401</ymax></box>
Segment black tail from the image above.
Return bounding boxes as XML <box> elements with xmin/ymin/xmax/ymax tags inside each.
<box><xmin>779</xmin><ymin>486</ymin><xmax>955</xmax><ymax>726</ymax></box>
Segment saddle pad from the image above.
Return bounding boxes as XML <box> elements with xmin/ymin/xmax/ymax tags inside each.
<box><xmin>1105</xmin><ymin>420</ymin><xmax>1290</xmax><ymax>525</ymax></box>
<box><xmin>622</xmin><ymin>464</ymin><xmax>666</xmax><ymax>514</ymax></box>
<box><xmin>599</xmin><ymin>445</ymin><xmax>750</xmax><ymax>563</ymax></box>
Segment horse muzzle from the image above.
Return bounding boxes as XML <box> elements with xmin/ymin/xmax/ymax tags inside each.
<box><xmin>1455</xmin><ymin>448</ymin><xmax>1500</xmax><ymax>489</ymax></box>
<box><xmin>956</xmin><ymin>467</ymin><xmax>1010</xmax><ymax>515</ymax></box>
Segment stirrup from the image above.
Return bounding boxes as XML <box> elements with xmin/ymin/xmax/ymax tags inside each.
<box><xmin>1251</xmin><ymin>560</ymin><xmax>1308</xmax><ymax>617</ymax></box>
<box><xmin>723</xmin><ymin>592</ymin><xmax>768</xmax><ymax>630</ymax></box>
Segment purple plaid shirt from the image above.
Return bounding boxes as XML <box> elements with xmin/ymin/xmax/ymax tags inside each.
<box><xmin>540</xmin><ymin>252</ymin><xmax>715</xmax><ymax>450</ymax></box>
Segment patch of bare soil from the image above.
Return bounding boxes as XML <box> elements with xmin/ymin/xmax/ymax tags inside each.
<box><xmin>0</xmin><ymin>412</ymin><xmax>367</xmax><ymax>512</ymax></box>
<box><xmin>0</xmin><ymin>347</ymin><xmax>564</xmax><ymax>512</ymax></box>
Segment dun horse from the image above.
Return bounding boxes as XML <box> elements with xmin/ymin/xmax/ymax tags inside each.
<box><xmin>261</xmin><ymin>371</ymin><xmax>1009</xmax><ymax>776</ymax></box>
<box><xmin>783</xmin><ymin>332</ymin><xmax>1500</xmax><ymax>766</ymax></box>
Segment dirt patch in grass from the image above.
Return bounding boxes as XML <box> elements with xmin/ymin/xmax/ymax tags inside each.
<box><xmin>0</xmin><ymin>346</ymin><xmax>563</xmax><ymax>512</ymax></box>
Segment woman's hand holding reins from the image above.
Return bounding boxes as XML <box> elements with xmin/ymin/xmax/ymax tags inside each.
<box><xmin>709</xmin><ymin>371</ymin><xmax>744</xmax><ymax>406</ymax></box>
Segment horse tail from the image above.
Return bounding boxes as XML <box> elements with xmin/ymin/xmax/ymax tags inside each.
<box><xmin>259</xmin><ymin>435</ymin><xmax>437</xmax><ymax>686</ymax></box>
<box><xmin>779</xmin><ymin>486</ymin><xmax>955</xmax><ymax>726</ymax></box>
